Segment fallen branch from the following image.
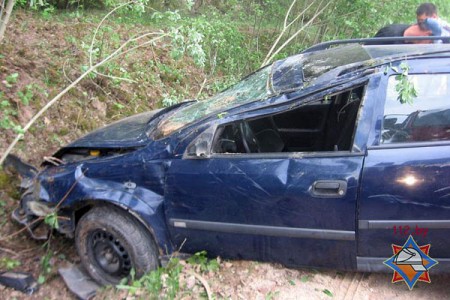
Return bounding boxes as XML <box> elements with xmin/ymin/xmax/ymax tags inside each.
<box><xmin>0</xmin><ymin>23</ymin><xmax>171</xmax><ymax>166</ymax></box>
<box><xmin>187</xmin><ymin>270</ymin><xmax>213</xmax><ymax>300</ymax></box>
<box><xmin>0</xmin><ymin>246</ymin><xmax>18</xmax><ymax>256</ymax></box>
<box><xmin>0</xmin><ymin>217</ymin><xmax>44</xmax><ymax>241</ymax></box>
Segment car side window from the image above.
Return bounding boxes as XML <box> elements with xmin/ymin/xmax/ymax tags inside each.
<box><xmin>382</xmin><ymin>74</ymin><xmax>450</xmax><ymax>144</ymax></box>
<box><xmin>212</xmin><ymin>85</ymin><xmax>365</xmax><ymax>154</ymax></box>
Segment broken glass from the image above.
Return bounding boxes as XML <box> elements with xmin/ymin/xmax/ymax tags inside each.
<box><xmin>156</xmin><ymin>66</ymin><xmax>272</xmax><ymax>138</ymax></box>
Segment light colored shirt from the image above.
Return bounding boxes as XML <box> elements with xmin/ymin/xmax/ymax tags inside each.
<box><xmin>425</xmin><ymin>18</ymin><xmax>450</xmax><ymax>43</ymax></box>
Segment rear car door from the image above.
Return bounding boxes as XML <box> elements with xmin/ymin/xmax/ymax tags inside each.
<box><xmin>164</xmin><ymin>83</ymin><xmax>370</xmax><ymax>270</ymax></box>
<box><xmin>358</xmin><ymin>64</ymin><xmax>450</xmax><ymax>272</ymax></box>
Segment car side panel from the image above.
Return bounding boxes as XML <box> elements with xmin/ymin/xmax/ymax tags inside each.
<box><xmin>165</xmin><ymin>155</ymin><xmax>363</xmax><ymax>270</ymax></box>
<box><xmin>359</xmin><ymin>145</ymin><xmax>450</xmax><ymax>258</ymax></box>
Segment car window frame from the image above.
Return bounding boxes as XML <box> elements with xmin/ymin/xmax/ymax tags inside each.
<box><xmin>375</xmin><ymin>71</ymin><xmax>450</xmax><ymax>149</ymax></box>
<box><xmin>183</xmin><ymin>81</ymin><xmax>370</xmax><ymax>160</ymax></box>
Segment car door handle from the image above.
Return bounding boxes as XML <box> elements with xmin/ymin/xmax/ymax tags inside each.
<box><xmin>311</xmin><ymin>180</ymin><xmax>347</xmax><ymax>198</ymax></box>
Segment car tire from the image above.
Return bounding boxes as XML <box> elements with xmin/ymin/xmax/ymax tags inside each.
<box><xmin>75</xmin><ymin>206</ymin><xmax>159</xmax><ymax>285</ymax></box>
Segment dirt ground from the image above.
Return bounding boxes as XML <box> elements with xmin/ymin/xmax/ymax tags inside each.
<box><xmin>1</xmin><ymin>10</ymin><xmax>450</xmax><ymax>300</ymax></box>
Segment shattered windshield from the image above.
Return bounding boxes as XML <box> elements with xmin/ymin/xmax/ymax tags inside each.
<box><xmin>155</xmin><ymin>66</ymin><xmax>272</xmax><ymax>138</ymax></box>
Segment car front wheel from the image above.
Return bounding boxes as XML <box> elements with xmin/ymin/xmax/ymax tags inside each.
<box><xmin>75</xmin><ymin>206</ymin><xmax>159</xmax><ymax>285</ymax></box>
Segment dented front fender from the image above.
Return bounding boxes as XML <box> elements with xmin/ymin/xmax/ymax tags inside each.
<box><xmin>15</xmin><ymin>157</ymin><xmax>174</xmax><ymax>254</ymax></box>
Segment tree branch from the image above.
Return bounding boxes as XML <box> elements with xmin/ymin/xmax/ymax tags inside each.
<box><xmin>0</xmin><ymin>0</ymin><xmax>16</xmax><ymax>42</ymax></box>
<box><xmin>263</xmin><ymin>0</ymin><xmax>331</xmax><ymax>66</ymax></box>
<box><xmin>0</xmin><ymin>31</ymin><xmax>169</xmax><ymax>166</ymax></box>
<box><xmin>261</xmin><ymin>0</ymin><xmax>318</xmax><ymax>67</ymax></box>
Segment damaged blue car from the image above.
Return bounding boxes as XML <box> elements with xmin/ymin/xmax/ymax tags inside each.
<box><xmin>8</xmin><ymin>39</ymin><xmax>450</xmax><ymax>285</ymax></box>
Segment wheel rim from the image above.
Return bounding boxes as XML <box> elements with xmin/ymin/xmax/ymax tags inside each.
<box><xmin>88</xmin><ymin>230</ymin><xmax>132</xmax><ymax>278</ymax></box>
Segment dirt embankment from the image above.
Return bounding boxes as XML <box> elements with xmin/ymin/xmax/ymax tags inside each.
<box><xmin>1</xmin><ymin>9</ymin><xmax>450</xmax><ymax>300</ymax></box>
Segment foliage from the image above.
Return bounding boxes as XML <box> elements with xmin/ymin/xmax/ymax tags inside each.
<box><xmin>117</xmin><ymin>258</ymin><xmax>183</xmax><ymax>298</ymax></box>
<box><xmin>187</xmin><ymin>250</ymin><xmax>220</xmax><ymax>273</ymax></box>
<box><xmin>0</xmin><ymin>257</ymin><xmax>21</xmax><ymax>270</ymax></box>
<box><xmin>44</xmin><ymin>212</ymin><xmax>59</xmax><ymax>229</ymax></box>
<box><xmin>17</xmin><ymin>84</ymin><xmax>35</xmax><ymax>105</ymax></box>
<box><xmin>300</xmin><ymin>275</ymin><xmax>310</xmax><ymax>282</ymax></box>
<box><xmin>323</xmin><ymin>288</ymin><xmax>333</xmax><ymax>297</ymax></box>
<box><xmin>151</xmin><ymin>9</ymin><xmax>257</xmax><ymax>76</ymax></box>
<box><xmin>162</xmin><ymin>91</ymin><xmax>181</xmax><ymax>107</ymax></box>
<box><xmin>391</xmin><ymin>62</ymin><xmax>417</xmax><ymax>104</ymax></box>
<box><xmin>5</xmin><ymin>72</ymin><xmax>19</xmax><ymax>87</ymax></box>
<box><xmin>116</xmin><ymin>251</ymin><xmax>219</xmax><ymax>298</ymax></box>
<box><xmin>0</xmin><ymin>94</ymin><xmax>25</xmax><ymax>135</ymax></box>
<box><xmin>38</xmin><ymin>247</ymin><xmax>53</xmax><ymax>284</ymax></box>
<box><xmin>265</xmin><ymin>291</ymin><xmax>280</xmax><ymax>300</ymax></box>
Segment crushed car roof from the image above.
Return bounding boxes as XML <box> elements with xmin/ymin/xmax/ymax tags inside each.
<box><xmin>153</xmin><ymin>43</ymin><xmax>450</xmax><ymax>139</ymax></box>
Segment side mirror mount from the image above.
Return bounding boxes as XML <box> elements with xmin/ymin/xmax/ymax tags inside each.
<box><xmin>184</xmin><ymin>126</ymin><xmax>215</xmax><ymax>159</ymax></box>
<box><xmin>186</xmin><ymin>140</ymin><xmax>209</xmax><ymax>158</ymax></box>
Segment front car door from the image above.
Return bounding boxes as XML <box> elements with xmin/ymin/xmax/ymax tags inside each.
<box><xmin>164</xmin><ymin>82</ymin><xmax>371</xmax><ymax>270</ymax></box>
<box><xmin>358</xmin><ymin>60</ymin><xmax>450</xmax><ymax>272</ymax></box>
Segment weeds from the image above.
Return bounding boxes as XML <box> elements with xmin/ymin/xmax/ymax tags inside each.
<box><xmin>161</xmin><ymin>92</ymin><xmax>181</xmax><ymax>107</ymax></box>
<box><xmin>17</xmin><ymin>84</ymin><xmax>35</xmax><ymax>106</ymax></box>
<box><xmin>187</xmin><ymin>250</ymin><xmax>219</xmax><ymax>273</ymax></box>
<box><xmin>117</xmin><ymin>258</ymin><xmax>183</xmax><ymax>298</ymax></box>
<box><xmin>0</xmin><ymin>95</ymin><xmax>25</xmax><ymax>135</ymax></box>
<box><xmin>265</xmin><ymin>291</ymin><xmax>280</xmax><ymax>300</ymax></box>
<box><xmin>4</xmin><ymin>72</ymin><xmax>19</xmax><ymax>87</ymax></box>
<box><xmin>300</xmin><ymin>275</ymin><xmax>311</xmax><ymax>283</ymax></box>
<box><xmin>0</xmin><ymin>257</ymin><xmax>21</xmax><ymax>270</ymax></box>
<box><xmin>116</xmin><ymin>251</ymin><xmax>218</xmax><ymax>299</ymax></box>
<box><xmin>38</xmin><ymin>246</ymin><xmax>53</xmax><ymax>284</ymax></box>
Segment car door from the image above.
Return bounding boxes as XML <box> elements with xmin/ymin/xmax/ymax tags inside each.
<box><xmin>358</xmin><ymin>68</ymin><xmax>450</xmax><ymax>272</ymax></box>
<box><xmin>164</xmin><ymin>84</ymin><xmax>369</xmax><ymax>270</ymax></box>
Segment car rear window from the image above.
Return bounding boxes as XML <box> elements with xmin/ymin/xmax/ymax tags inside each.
<box><xmin>382</xmin><ymin>74</ymin><xmax>450</xmax><ymax>144</ymax></box>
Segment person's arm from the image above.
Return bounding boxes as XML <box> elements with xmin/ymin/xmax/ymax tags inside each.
<box><xmin>425</xmin><ymin>18</ymin><xmax>442</xmax><ymax>36</ymax></box>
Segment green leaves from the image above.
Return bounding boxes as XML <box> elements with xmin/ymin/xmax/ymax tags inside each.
<box><xmin>300</xmin><ymin>275</ymin><xmax>310</xmax><ymax>283</ymax></box>
<box><xmin>0</xmin><ymin>93</ymin><xmax>25</xmax><ymax>135</ymax></box>
<box><xmin>17</xmin><ymin>84</ymin><xmax>34</xmax><ymax>106</ymax></box>
<box><xmin>187</xmin><ymin>250</ymin><xmax>220</xmax><ymax>273</ymax></box>
<box><xmin>44</xmin><ymin>212</ymin><xmax>59</xmax><ymax>229</ymax></box>
<box><xmin>323</xmin><ymin>289</ymin><xmax>333</xmax><ymax>297</ymax></box>
<box><xmin>0</xmin><ymin>257</ymin><xmax>21</xmax><ymax>270</ymax></box>
<box><xmin>38</xmin><ymin>250</ymin><xmax>53</xmax><ymax>284</ymax></box>
<box><xmin>4</xmin><ymin>73</ymin><xmax>19</xmax><ymax>87</ymax></box>
<box><xmin>392</xmin><ymin>62</ymin><xmax>418</xmax><ymax>105</ymax></box>
<box><xmin>117</xmin><ymin>258</ymin><xmax>182</xmax><ymax>298</ymax></box>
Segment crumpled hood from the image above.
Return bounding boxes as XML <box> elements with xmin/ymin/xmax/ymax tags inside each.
<box><xmin>64</xmin><ymin>110</ymin><xmax>162</xmax><ymax>149</ymax></box>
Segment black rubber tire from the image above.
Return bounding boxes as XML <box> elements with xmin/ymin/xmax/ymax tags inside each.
<box><xmin>75</xmin><ymin>206</ymin><xmax>159</xmax><ymax>285</ymax></box>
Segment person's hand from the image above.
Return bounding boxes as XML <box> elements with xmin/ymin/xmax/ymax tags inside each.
<box><xmin>425</xmin><ymin>18</ymin><xmax>442</xmax><ymax>36</ymax></box>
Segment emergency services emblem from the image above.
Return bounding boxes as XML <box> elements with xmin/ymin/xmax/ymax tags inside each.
<box><xmin>383</xmin><ymin>235</ymin><xmax>438</xmax><ymax>290</ymax></box>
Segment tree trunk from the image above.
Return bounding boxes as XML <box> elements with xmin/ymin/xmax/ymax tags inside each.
<box><xmin>0</xmin><ymin>0</ymin><xmax>15</xmax><ymax>42</ymax></box>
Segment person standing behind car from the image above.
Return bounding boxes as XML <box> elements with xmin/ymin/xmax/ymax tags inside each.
<box><xmin>404</xmin><ymin>3</ymin><xmax>450</xmax><ymax>43</ymax></box>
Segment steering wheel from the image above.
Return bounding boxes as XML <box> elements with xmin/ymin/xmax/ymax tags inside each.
<box><xmin>390</xmin><ymin>130</ymin><xmax>411</xmax><ymax>143</ymax></box>
<box><xmin>239</xmin><ymin>122</ymin><xmax>259</xmax><ymax>153</ymax></box>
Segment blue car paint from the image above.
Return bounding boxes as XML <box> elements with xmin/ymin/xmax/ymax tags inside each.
<box><xmin>14</xmin><ymin>45</ymin><xmax>450</xmax><ymax>273</ymax></box>
<box><xmin>165</xmin><ymin>155</ymin><xmax>363</xmax><ymax>270</ymax></box>
<box><xmin>355</xmin><ymin>59</ymin><xmax>450</xmax><ymax>272</ymax></box>
<box><xmin>35</xmin><ymin>143</ymin><xmax>176</xmax><ymax>253</ymax></box>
